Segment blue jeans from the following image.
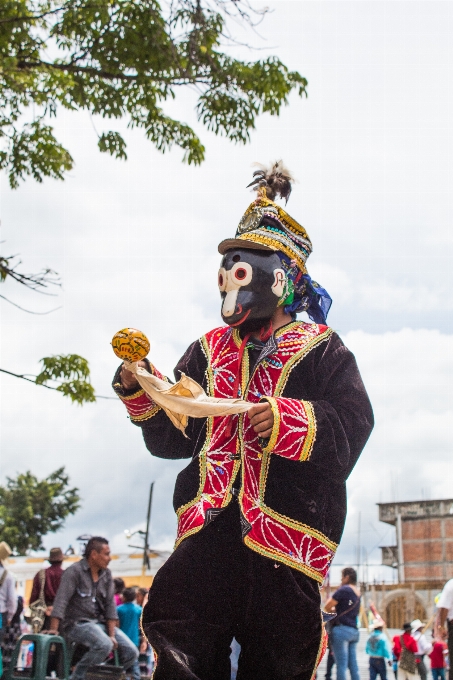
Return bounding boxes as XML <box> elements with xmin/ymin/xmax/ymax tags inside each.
<box><xmin>432</xmin><ymin>670</ymin><xmax>445</xmax><ymax>680</ymax></box>
<box><xmin>370</xmin><ymin>657</ymin><xmax>387</xmax><ymax>680</ymax></box>
<box><xmin>230</xmin><ymin>638</ymin><xmax>240</xmax><ymax>679</ymax></box>
<box><xmin>66</xmin><ymin>622</ymin><xmax>139</xmax><ymax>680</ymax></box>
<box><xmin>326</xmin><ymin>647</ymin><xmax>336</xmax><ymax>680</ymax></box>
<box><xmin>330</xmin><ymin>624</ymin><xmax>360</xmax><ymax>680</ymax></box>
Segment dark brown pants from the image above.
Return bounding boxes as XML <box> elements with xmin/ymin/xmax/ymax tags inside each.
<box><xmin>142</xmin><ymin>500</ymin><xmax>323</xmax><ymax>680</ymax></box>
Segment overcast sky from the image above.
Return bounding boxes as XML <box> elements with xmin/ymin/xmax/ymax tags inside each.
<box><xmin>1</xmin><ymin>0</ymin><xmax>452</xmax><ymax>583</ymax></box>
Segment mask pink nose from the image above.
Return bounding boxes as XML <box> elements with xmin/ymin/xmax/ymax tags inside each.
<box><xmin>222</xmin><ymin>289</ymin><xmax>239</xmax><ymax>317</ymax></box>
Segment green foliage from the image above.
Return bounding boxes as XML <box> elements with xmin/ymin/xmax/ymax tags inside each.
<box><xmin>0</xmin><ymin>0</ymin><xmax>308</xmax><ymax>187</ymax></box>
<box><xmin>98</xmin><ymin>130</ymin><xmax>127</xmax><ymax>159</ymax></box>
<box><xmin>1</xmin><ymin>121</ymin><xmax>73</xmax><ymax>189</ymax></box>
<box><xmin>0</xmin><ymin>467</ymin><xmax>81</xmax><ymax>554</ymax></box>
<box><xmin>36</xmin><ymin>354</ymin><xmax>96</xmax><ymax>404</ymax></box>
<box><xmin>0</xmin><ymin>257</ymin><xmax>12</xmax><ymax>282</ymax></box>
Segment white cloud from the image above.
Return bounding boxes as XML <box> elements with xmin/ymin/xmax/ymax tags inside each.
<box><xmin>303</xmin><ymin>260</ymin><xmax>452</xmax><ymax>318</ymax></box>
<box><xmin>331</xmin><ymin>327</ymin><xmax>453</xmax><ymax>582</ymax></box>
<box><xmin>306</xmin><ymin>262</ymin><xmax>354</xmax><ymax>305</ymax></box>
<box><xmin>359</xmin><ymin>283</ymin><xmax>450</xmax><ymax>313</ymax></box>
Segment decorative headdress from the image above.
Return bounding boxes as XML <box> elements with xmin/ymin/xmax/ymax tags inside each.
<box><xmin>218</xmin><ymin>161</ymin><xmax>332</xmax><ymax>324</ymax></box>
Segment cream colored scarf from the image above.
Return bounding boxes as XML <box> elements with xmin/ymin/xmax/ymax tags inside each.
<box><xmin>124</xmin><ymin>361</ymin><xmax>252</xmax><ymax>435</ymax></box>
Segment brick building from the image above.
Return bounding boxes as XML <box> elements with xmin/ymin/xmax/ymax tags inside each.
<box><xmin>379</xmin><ymin>498</ymin><xmax>453</xmax><ymax>582</ymax></box>
<box><xmin>372</xmin><ymin>499</ymin><xmax>453</xmax><ymax>628</ymax></box>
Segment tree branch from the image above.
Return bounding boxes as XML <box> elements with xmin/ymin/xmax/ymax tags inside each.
<box><xmin>0</xmin><ymin>293</ymin><xmax>62</xmax><ymax>314</ymax></box>
<box><xmin>0</xmin><ymin>3</ymin><xmax>110</xmax><ymax>26</ymax></box>
<box><xmin>17</xmin><ymin>60</ymin><xmax>141</xmax><ymax>81</ymax></box>
<box><xmin>15</xmin><ymin>59</ymin><xmax>212</xmax><ymax>86</ymax></box>
<box><xmin>0</xmin><ymin>254</ymin><xmax>60</xmax><ymax>294</ymax></box>
<box><xmin>0</xmin><ymin>7</ymin><xmax>64</xmax><ymax>25</ymax></box>
<box><xmin>0</xmin><ymin>367</ymin><xmax>117</xmax><ymax>400</ymax></box>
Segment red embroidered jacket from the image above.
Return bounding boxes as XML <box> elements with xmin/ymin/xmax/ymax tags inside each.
<box><xmin>113</xmin><ymin>322</ymin><xmax>373</xmax><ymax>583</ymax></box>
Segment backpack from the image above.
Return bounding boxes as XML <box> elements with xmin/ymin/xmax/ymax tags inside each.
<box><xmin>29</xmin><ymin>569</ymin><xmax>47</xmax><ymax>633</ymax></box>
<box><xmin>399</xmin><ymin>635</ymin><xmax>417</xmax><ymax>675</ymax></box>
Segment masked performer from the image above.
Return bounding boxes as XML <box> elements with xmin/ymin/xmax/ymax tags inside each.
<box><xmin>113</xmin><ymin>162</ymin><xmax>374</xmax><ymax>680</ymax></box>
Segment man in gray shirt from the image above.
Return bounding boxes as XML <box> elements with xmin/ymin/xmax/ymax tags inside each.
<box><xmin>50</xmin><ymin>537</ymin><xmax>139</xmax><ymax>680</ymax></box>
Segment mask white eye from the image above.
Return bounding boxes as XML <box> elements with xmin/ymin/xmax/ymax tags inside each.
<box><xmin>218</xmin><ymin>267</ymin><xmax>227</xmax><ymax>292</ymax></box>
<box><xmin>230</xmin><ymin>261</ymin><xmax>252</xmax><ymax>286</ymax></box>
<box><xmin>272</xmin><ymin>269</ymin><xmax>286</xmax><ymax>297</ymax></box>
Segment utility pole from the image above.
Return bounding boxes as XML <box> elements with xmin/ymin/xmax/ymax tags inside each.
<box><xmin>396</xmin><ymin>512</ymin><xmax>405</xmax><ymax>583</ymax></box>
<box><xmin>357</xmin><ymin>512</ymin><xmax>361</xmax><ymax>582</ymax></box>
<box><xmin>142</xmin><ymin>482</ymin><xmax>154</xmax><ymax>577</ymax></box>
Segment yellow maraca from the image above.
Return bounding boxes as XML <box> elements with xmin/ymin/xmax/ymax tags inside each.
<box><xmin>111</xmin><ymin>328</ymin><xmax>150</xmax><ymax>362</ymax></box>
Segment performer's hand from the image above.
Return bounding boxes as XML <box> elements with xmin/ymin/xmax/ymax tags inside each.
<box><xmin>248</xmin><ymin>402</ymin><xmax>274</xmax><ymax>438</ymax></box>
<box><xmin>120</xmin><ymin>361</ymin><xmax>147</xmax><ymax>390</ymax></box>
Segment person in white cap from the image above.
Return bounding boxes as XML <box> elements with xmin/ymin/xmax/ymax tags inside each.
<box><xmin>411</xmin><ymin>620</ymin><xmax>432</xmax><ymax>680</ymax></box>
<box><xmin>0</xmin><ymin>542</ymin><xmax>17</xmax><ymax>642</ymax></box>
<box><xmin>366</xmin><ymin>620</ymin><xmax>392</xmax><ymax>680</ymax></box>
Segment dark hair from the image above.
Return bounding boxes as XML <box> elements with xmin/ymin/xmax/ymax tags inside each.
<box><xmin>122</xmin><ymin>587</ymin><xmax>136</xmax><ymax>603</ymax></box>
<box><xmin>342</xmin><ymin>567</ymin><xmax>357</xmax><ymax>585</ymax></box>
<box><xmin>137</xmin><ymin>587</ymin><xmax>149</xmax><ymax>597</ymax></box>
<box><xmin>113</xmin><ymin>577</ymin><xmax>125</xmax><ymax>595</ymax></box>
<box><xmin>84</xmin><ymin>536</ymin><xmax>109</xmax><ymax>559</ymax></box>
<box><xmin>403</xmin><ymin>622</ymin><xmax>412</xmax><ymax>632</ymax></box>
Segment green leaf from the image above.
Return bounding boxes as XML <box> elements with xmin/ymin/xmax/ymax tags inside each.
<box><xmin>145</xmin><ymin>111</ymin><xmax>205</xmax><ymax>164</ymax></box>
<box><xmin>0</xmin><ymin>257</ymin><xmax>12</xmax><ymax>283</ymax></box>
<box><xmin>98</xmin><ymin>131</ymin><xmax>127</xmax><ymax>160</ymax></box>
<box><xmin>36</xmin><ymin>354</ymin><xmax>91</xmax><ymax>382</ymax></box>
<box><xmin>35</xmin><ymin>354</ymin><xmax>96</xmax><ymax>405</ymax></box>
<box><xmin>7</xmin><ymin>121</ymin><xmax>73</xmax><ymax>189</ymax></box>
<box><xmin>56</xmin><ymin>379</ymin><xmax>96</xmax><ymax>405</ymax></box>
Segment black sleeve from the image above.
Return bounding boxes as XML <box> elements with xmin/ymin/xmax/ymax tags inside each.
<box><xmin>112</xmin><ymin>340</ymin><xmax>208</xmax><ymax>460</ymax></box>
<box><xmin>308</xmin><ymin>332</ymin><xmax>374</xmax><ymax>482</ymax></box>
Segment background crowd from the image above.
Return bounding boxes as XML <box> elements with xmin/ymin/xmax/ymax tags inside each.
<box><xmin>2</xmin><ymin>548</ymin><xmax>453</xmax><ymax>680</ymax></box>
<box><xmin>322</xmin><ymin>567</ymin><xmax>453</xmax><ymax>680</ymax></box>
<box><xmin>0</xmin><ymin>538</ymin><xmax>153</xmax><ymax>679</ymax></box>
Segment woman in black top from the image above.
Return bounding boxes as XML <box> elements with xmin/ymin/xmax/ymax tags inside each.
<box><xmin>324</xmin><ymin>567</ymin><xmax>361</xmax><ymax>680</ymax></box>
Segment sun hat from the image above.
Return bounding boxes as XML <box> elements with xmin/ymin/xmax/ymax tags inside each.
<box><xmin>48</xmin><ymin>547</ymin><xmax>65</xmax><ymax>563</ymax></box>
<box><xmin>0</xmin><ymin>541</ymin><xmax>12</xmax><ymax>562</ymax></box>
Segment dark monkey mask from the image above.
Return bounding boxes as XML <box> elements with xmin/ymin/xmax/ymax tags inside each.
<box><xmin>218</xmin><ymin>249</ymin><xmax>286</xmax><ymax>333</ymax></box>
